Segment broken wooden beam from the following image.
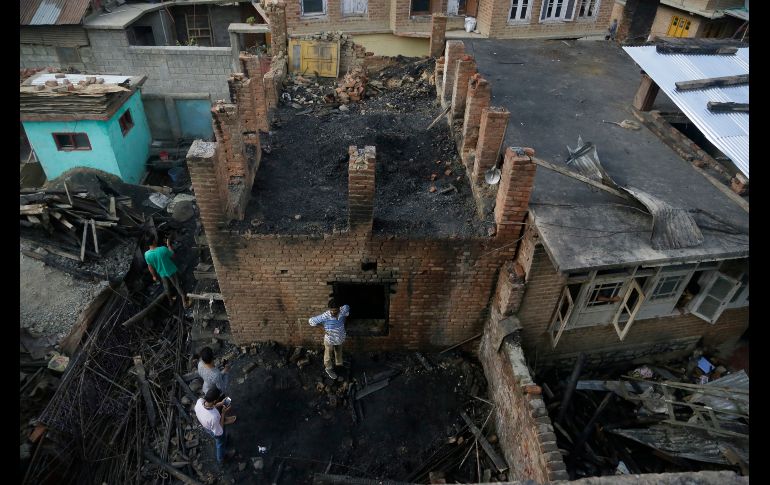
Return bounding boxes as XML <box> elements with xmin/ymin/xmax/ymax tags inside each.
<box><xmin>426</xmin><ymin>105</ymin><xmax>451</xmax><ymax>130</ymax></box>
<box><xmin>572</xmin><ymin>392</ymin><xmax>614</xmax><ymax>457</ymax></box>
<box><xmin>143</xmin><ymin>450</ymin><xmax>204</xmax><ymax>485</ymax></box>
<box><xmin>656</xmin><ymin>44</ymin><xmax>738</xmax><ymax>55</ymax></box>
<box><xmin>187</xmin><ymin>292</ymin><xmax>224</xmax><ymax>301</ymax></box>
<box><xmin>131</xmin><ymin>356</ymin><xmax>157</xmax><ymax>428</ymax></box>
<box><xmin>557</xmin><ymin>352</ymin><xmax>586</xmax><ymax>425</ymax></box>
<box><xmin>676</xmin><ymin>74</ymin><xmax>748</xmax><ymax>91</ymax></box>
<box><xmin>355</xmin><ymin>379</ymin><xmax>389</xmax><ymax>400</ymax></box>
<box><xmin>460</xmin><ymin>412</ymin><xmax>508</xmax><ymax>473</ymax></box>
<box><xmin>706</xmin><ymin>101</ymin><xmax>748</xmax><ymax>113</ymax></box>
<box><xmin>121</xmin><ymin>293</ymin><xmax>168</xmax><ymax>327</ymax></box>
<box><xmin>438</xmin><ymin>332</ymin><xmax>483</xmax><ymax>354</ymax></box>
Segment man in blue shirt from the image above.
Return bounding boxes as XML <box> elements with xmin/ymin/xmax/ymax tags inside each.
<box><xmin>308</xmin><ymin>299</ymin><xmax>350</xmax><ymax>380</ymax></box>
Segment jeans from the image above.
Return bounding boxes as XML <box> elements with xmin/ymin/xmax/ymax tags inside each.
<box><xmin>204</xmin><ymin>428</ymin><xmax>227</xmax><ymax>463</ymax></box>
<box><xmin>160</xmin><ymin>272</ymin><xmax>185</xmax><ymax>301</ymax></box>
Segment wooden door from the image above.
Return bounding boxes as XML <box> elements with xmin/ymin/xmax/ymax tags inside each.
<box><xmin>466</xmin><ymin>0</ymin><xmax>478</xmax><ymax>17</ymax></box>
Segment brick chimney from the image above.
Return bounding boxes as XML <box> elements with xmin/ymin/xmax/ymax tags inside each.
<box><xmin>494</xmin><ymin>147</ymin><xmax>536</xmax><ymax>240</ymax></box>
<box><xmin>348</xmin><ymin>146</ymin><xmax>376</xmax><ymax>232</ymax></box>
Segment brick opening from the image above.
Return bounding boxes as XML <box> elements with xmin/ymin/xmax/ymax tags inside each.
<box><xmin>331</xmin><ymin>282</ymin><xmax>390</xmax><ymax>336</ymax></box>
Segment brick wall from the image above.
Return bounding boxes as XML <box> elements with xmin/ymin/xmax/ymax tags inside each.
<box><xmin>440</xmin><ymin>40</ymin><xmax>465</xmax><ymax>106</ymax></box>
<box><xmin>513</xmin><ymin>234</ymin><xmax>750</xmax><ymax>369</ymax></box>
<box><xmin>479</xmin><ymin>327</ymin><xmax>568</xmax><ymax>482</ymax></box>
<box><xmin>477</xmin><ymin>0</ymin><xmax>614</xmax><ymax>39</ymax></box>
<box><xmin>617</xmin><ymin>0</ymin><xmax>661</xmax><ymax>43</ymax></box>
<box><xmin>283</xmin><ymin>0</ymin><xmax>391</xmax><ymax>35</ymax></box>
<box><xmin>460</xmin><ymin>74</ymin><xmax>491</xmax><ymax>164</ymax></box>
<box><xmin>264</xmin><ymin>54</ymin><xmax>288</xmax><ymax>116</ymax></box>
<box><xmin>82</xmin><ymin>29</ymin><xmax>233</xmax><ymax>101</ymax></box>
<box><xmin>429</xmin><ymin>14</ymin><xmax>448</xmax><ymax>57</ymax></box>
<box><xmin>348</xmin><ymin>146</ymin><xmax>377</xmax><ymax>231</ymax></box>
<box><xmin>472</xmin><ymin>108</ymin><xmax>510</xmax><ymax>185</ymax></box>
<box><xmin>266</xmin><ymin>1</ymin><xmax>289</xmax><ymax>55</ymax></box>
<box><xmin>450</xmin><ymin>56</ymin><xmax>477</xmax><ymax>121</ymax></box>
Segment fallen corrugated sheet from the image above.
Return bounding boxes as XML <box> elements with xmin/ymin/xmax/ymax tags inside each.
<box><xmin>20</xmin><ymin>0</ymin><xmax>91</xmax><ymax>26</ymax></box>
<box><xmin>611</xmin><ymin>424</ymin><xmax>748</xmax><ymax>465</ymax></box>
<box><xmin>623</xmin><ymin>45</ymin><xmax>749</xmax><ymax>178</ymax></box>
<box><xmin>687</xmin><ymin>370</ymin><xmax>749</xmax><ymax>416</ymax></box>
<box><xmin>565</xmin><ymin>137</ymin><xmax>703</xmax><ymax>250</ymax></box>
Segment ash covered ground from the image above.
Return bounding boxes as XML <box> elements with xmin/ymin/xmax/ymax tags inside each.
<box><xmin>235</xmin><ymin>58</ymin><xmax>490</xmax><ymax>238</ymax></box>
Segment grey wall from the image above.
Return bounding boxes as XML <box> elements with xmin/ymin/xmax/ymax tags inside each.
<box><xmin>131</xmin><ymin>10</ymin><xmax>176</xmax><ymax>46</ymax></box>
<box><xmin>85</xmin><ymin>29</ymin><xmax>232</xmax><ymax>100</ymax></box>
<box><xmin>171</xmin><ymin>4</ymin><xmax>242</xmax><ymax>47</ymax></box>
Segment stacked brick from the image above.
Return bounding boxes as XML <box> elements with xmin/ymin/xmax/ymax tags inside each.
<box><xmin>440</xmin><ymin>41</ymin><xmax>465</xmax><ymax>107</ymax></box>
<box><xmin>265</xmin><ymin>1</ymin><xmax>288</xmax><ymax>56</ymax></box>
<box><xmin>461</xmin><ymin>74</ymin><xmax>491</xmax><ymax>162</ymax></box>
<box><xmin>429</xmin><ymin>14</ymin><xmax>448</xmax><ymax>58</ymax></box>
<box><xmin>264</xmin><ymin>54</ymin><xmax>287</xmax><ymax>116</ymax></box>
<box><xmin>336</xmin><ymin>66</ymin><xmax>368</xmax><ymax>103</ymax></box>
<box><xmin>348</xmin><ymin>146</ymin><xmax>376</xmax><ymax>231</ymax></box>
<box><xmin>478</xmin><ymin>327</ymin><xmax>569</xmax><ymax>482</ymax></box>
<box><xmin>450</xmin><ymin>55</ymin><xmax>477</xmax><ymax>121</ymax></box>
<box><xmin>472</xmin><ymin>108</ymin><xmax>511</xmax><ymax>185</ymax></box>
<box><xmin>494</xmin><ymin>147</ymin><xmax>535</xmax><ymax>241</ymax></box>
<box><xmin>238</xmin><ymin>53</ymin><xmax>270</xmax><ymax>132</ymax></box>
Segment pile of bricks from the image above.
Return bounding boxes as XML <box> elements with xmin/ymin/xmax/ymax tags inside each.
<box><xmin>336</xmin><ymin>66</ymin><xmax>368</xmax><ymax>104</ymax></box>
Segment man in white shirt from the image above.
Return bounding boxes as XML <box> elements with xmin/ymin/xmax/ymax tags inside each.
<box><xmin>194</xmin><ymin>387</ymin><xmax>236</xmax><ymax>465</ymax></box>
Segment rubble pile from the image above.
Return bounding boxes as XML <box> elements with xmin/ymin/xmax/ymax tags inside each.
<box><xmin>335</xmin><ymin>65</ymin><xmax>368</xmax><ymax>104</ymax></box>
<box><xmin>537</xmin><ymin>348</ymin><xmax>749</xmax><ymax>479</ymax></box>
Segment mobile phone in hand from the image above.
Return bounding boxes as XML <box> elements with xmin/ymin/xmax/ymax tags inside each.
<box><xmin>223</xmin><ymin>397</ymin><xmax>232</xmax><ymax>407</ymax></box>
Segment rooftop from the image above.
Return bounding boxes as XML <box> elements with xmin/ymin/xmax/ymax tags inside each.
<box><xmin>20</xmin><ymin>72</ymin><xmax>146</xmax><ymax>121</ymax></box>
<box><xmin>20</xmin><ymin>0</ymin><xmax>91</xmax><ymax>26</ymax></box>
<box><xmin>238</xmin><ymin>60</ymin><xmax>489</xmax><ymax>238</ymax></box>
<box><xmin>465</xmin><ymin>39</ymin><xmax>749</xmax><ymax>272</ymax></box>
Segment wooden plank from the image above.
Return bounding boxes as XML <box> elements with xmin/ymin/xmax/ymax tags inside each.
<box><xmin>557</xmin><ymin>353</ymin><xmax>587</xmax><ymax>425</ymax></box>
<box><xmin>90</xmin><ymin>219</ymin><xmax>99</xmax><ymax>254</ymax></box>
<box><xmin>656</xmin><ymin>45</ymin><xmax>738</xmax><ymax>55</ymax></box>
<box><xmin>706</xmin><ymin>101</ymin><xmax>748</xmax><ymax>113</ymax></box>
<box><xmin>143</xmin><ymin>451</ymin><xmax>204</xmax><ymax>485</ymax></box>
<box><xmin>80</xmin><ymin>222</ymin><xmax>88</xmax><ymax>261</ymax></box>
<box><xmin>354</xmin><ymin>379</ymin><xmax>389</xmax><ymax>400</ymax></box>
<box><xmin>109</xmin><ymin>196</ymin><xmax>116</xmax><ymax>218</ymax></box>
<box><xmin>676</xmin><ymin>74</ymin><xmax>748</xmax><ymax>91</ymax></box>
<box><xmin>20</xmin><ymin>204</ymin><xmax>46</xmax><ymax>215</ymax></box>
<box><xmin>64</xmin><ymin>180</ymin><xmax>73</xmax><ymax>206</ymax></box>
<box><xmin>187</xmin><ymin>292</ymin><xmax>224</xmax><ymax>301</ymax></box>
<box><xmin>438</xmin><ymin>333</ymin><xmax>483</xmax><ymax>354</ymax></box>
<box><xmin>460</xmin><ymin>412</ymin><xmax>508</xmax><ymax>473</ymax></box>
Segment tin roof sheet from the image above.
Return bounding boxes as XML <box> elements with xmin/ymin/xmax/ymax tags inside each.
<box><xmin>624</xmin><ymin>46</ymin><xmax>749</xmax><ymax>178</ymax></box>
<box><xmin>20</xmin><ymin>0</ymin><xmax>91</xmax><ymax>25</ymax></box>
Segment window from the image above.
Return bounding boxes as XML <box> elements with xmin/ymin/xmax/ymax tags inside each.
<box><xmin>667</xmin><ymin>16</ymin><xmax>691</xmax><ymax>38</ymax></box>
<box><xmin>549</xmin><ymin>284</ymin><xmax>578</xmax><ymax>348</ymax></box>
<box><xmin>341</xmin><ymin>0</ymin><xmax>367</xmax><ymax>16</ymax></box>
<box><xmin>509</xmin><ymin>0</ymin><xmax>531</xmax><ymax>21</ymax></box>
<box><xmin>650</xmin><ymin>274</ymin><xmax>688</xmax><ymax>300</ymax></box>
<box><xmin>411</xmin><ymin>0</ymin><xmax>432</xmax><ymax>15</ymax></box>
<box><xmin>185</xmin><ymin>12</ymin><xmax>213</xmax><ymax>46</ymax></box>
<box><xmin>688</xmin><ymin>271</ymin><xmax>742</xmax><ymax>324</ymax></box>
<box><xmin>727</xmin><ymin>273</ymin><xmax>749</xmax><ymax>308</ymax></box>
<box><xmin>539</xmin><ymin>0</ymin><xmax>577</xmax><ymax>22</ymax></box>
<box><xmin>53</xmin><ymin>133</ymin><xmax>91</xmax><ymax>151</ymax></box>
<box><xmin>128</xmin><ymin>25</ymin><xmax>156</xmax><ymax>46</ymax></box>
<box><xmin>119</xmin><ymin>110</ymin><xmax>134</xmax><ymax>136</ymax></box>
<box><xmin>332</xmin><ymin>283</ymin><xmax>389</xmax><ymax>336</ymax></box>
<box><xmin>576</xmin><ymin>0</ymin><xmax>599</xmax><ymax>18</ymax></box>
<box><xmin>301</xmin><ymin>0</ymin><xmax>327</xmax><ymax>16</ymax></box>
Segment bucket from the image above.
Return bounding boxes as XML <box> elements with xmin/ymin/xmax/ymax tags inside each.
<box><xmin>168</xmin><ymin>166</ymin><xmax>185</xmax><ymax>184</ymax></box>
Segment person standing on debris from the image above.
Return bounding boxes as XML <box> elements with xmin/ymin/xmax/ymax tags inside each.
<box><xmin>194</xmin><ymin>387</ymin><xmax>236</xmax><ymax>466</ymax></box>
<box><xmin>308</xmin><ymin>299</ymin><xmax>350</xmax><ymax>380</ymax></box>
<box><xmin>198</xmin><ymin>346</ymin><xmax>230</xmax><ymax>395</ymax></box>
<box><xmin>144</xmin><ymin>235</ymin><xmax>190</xmax><ymax>308</ymax></box>
<box><xmin>607</xmin><ymin>18</ymin><xmax>618</xmax><ymax>41</ymax></box>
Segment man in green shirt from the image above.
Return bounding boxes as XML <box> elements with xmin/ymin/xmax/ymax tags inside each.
<box><xmin>145</xmin><ymin>236</ymin><xmax>189</xmax><ymax>308</ymax></box>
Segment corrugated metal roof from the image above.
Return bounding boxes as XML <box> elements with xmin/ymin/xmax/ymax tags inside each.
<box><xmin>20</xmin><ymin>0</ymin><xmax>91</xmax><ymax>25</ymax></box>
<box><xmin>623</xmin><ymin>46</ymin><xmax>749</xmax><ymax>179</ymax></box>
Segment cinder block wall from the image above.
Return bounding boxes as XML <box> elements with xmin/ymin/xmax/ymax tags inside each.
<box><xmin>80</xmin><ymin>29</ymin><xmax>232</xmax><ymax>101</ymax></box>
<box><xmin>514</xmin><ymin>235</ymin><xmax>750</xmax><ymax>369</ymax></box>
<box><xmin>477</xmin><ymin>0</ymin><xmax>613</xmax><ymax>39</ymax></box>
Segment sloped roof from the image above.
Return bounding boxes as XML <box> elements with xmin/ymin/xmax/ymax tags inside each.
<box><xmin>624</xmin><ymin>45</ymin><xmax>749</xmax><ymax>179</ymax></box>
<box><xmin>20</xmin><ymin>0</ymin><xmax>91</xmax><ymax>26</ymax></box>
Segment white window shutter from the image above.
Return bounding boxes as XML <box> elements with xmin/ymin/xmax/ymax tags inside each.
<box><xmin>612</xmin><ymin>279</ymin><xmax>646</xmax><ymax>341</ymax></box>
<box><xmin>565</xmin><ymin>0</ymin><xmax>577</xmax><ymax>20</ymax></box>
<box><xmin>689</xmin><ymin>271</ymin><xmax>742</xmax><ymax>324</ymax></box>
<box><xmin>549</xmin><ymin>286</ymin><xmax>575</xmax><ymax>348</ymax></box>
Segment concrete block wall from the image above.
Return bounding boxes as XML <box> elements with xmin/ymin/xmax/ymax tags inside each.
<box><xmin>513</xmin><ymin>234</ymin><xmax>750</xmax><ymax>368</ymax></box>
<box><xmin>479</xmin><ymin>327</ymin><xmax>568</xmax><ymax>482</ymax></box>
<box><xmin>20</xmin><ymin>44</ymin><xmax>88</xmax><ymax>71</ymax></box>
<box><xmin>477</xmin><ymin>0</ymin><xmax>613</xmax><ymax>39</ymax></box>
<box><xmin>84</xmin><ymin>29</ymin><xmax>232</xmax><ymax>101</ymax></box>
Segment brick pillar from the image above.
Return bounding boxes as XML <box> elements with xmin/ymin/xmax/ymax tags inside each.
<box><xmin>461</xmin><ymin>74</ymin><xmax>491</xmax><ymax>165</ymax></box>
<box><xmin>186</xmin><ymin>141</ymin><xmax>227</xmax><ymax>229</ymax></box>
<box><xmin>228</xmin><ymin>73</ymin><xmax>258</xmax><ymax>133</ymax></box>
<box><xmin>348</xmin><ymin>145</ymin><xmax>376</xmax><ymax>232</ymax></box>
<box><xmin>429</xmin><ymin>14</ymin><xmax>448</xmax><ymax>58</ymax></box>
<box><xmin>263</xmin><ymin>54</ymin><xmax>286</xmax><ymax>116</ymax></box>
<box><xmin>212</xmin><ymin>102</ymin><xmax>246</xmax><ymax>177</ymax></box>
<box><xmin>472</xmin><ymin>107</ymin><xmax>510</xmax><ymax>185</ymax></box>
<box><xmin>633</xmin><ymin>72</ymin><xmax>659</xmax><ymax>111</ymax></box>
<box><xmin>239</xmin><ymin>52</ymin><xmax>270</xmax><ymax>131</ymax></box>
<box><xmin>441</xmin><ymin>40</ymin><xmax>465</xmax><ymax>107</ymax></box>
<box><xmin>435</xmin><ymin>56</ymin><xmax>445</xmax><ymax>94</ymax></box>
<box><xmin>451</xmin><ymin>55</ymin><xmax>476</xmax><ymax>121</ymax></box>
<box><xmin>494</xmin><ymin>147</ymin><xmax>536</xmax><ymax>240</ymax></box>
<box><xmin>266</xmin><ymin>1</ymin><xmax>288</xmax><ymax>57</ymax></box>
